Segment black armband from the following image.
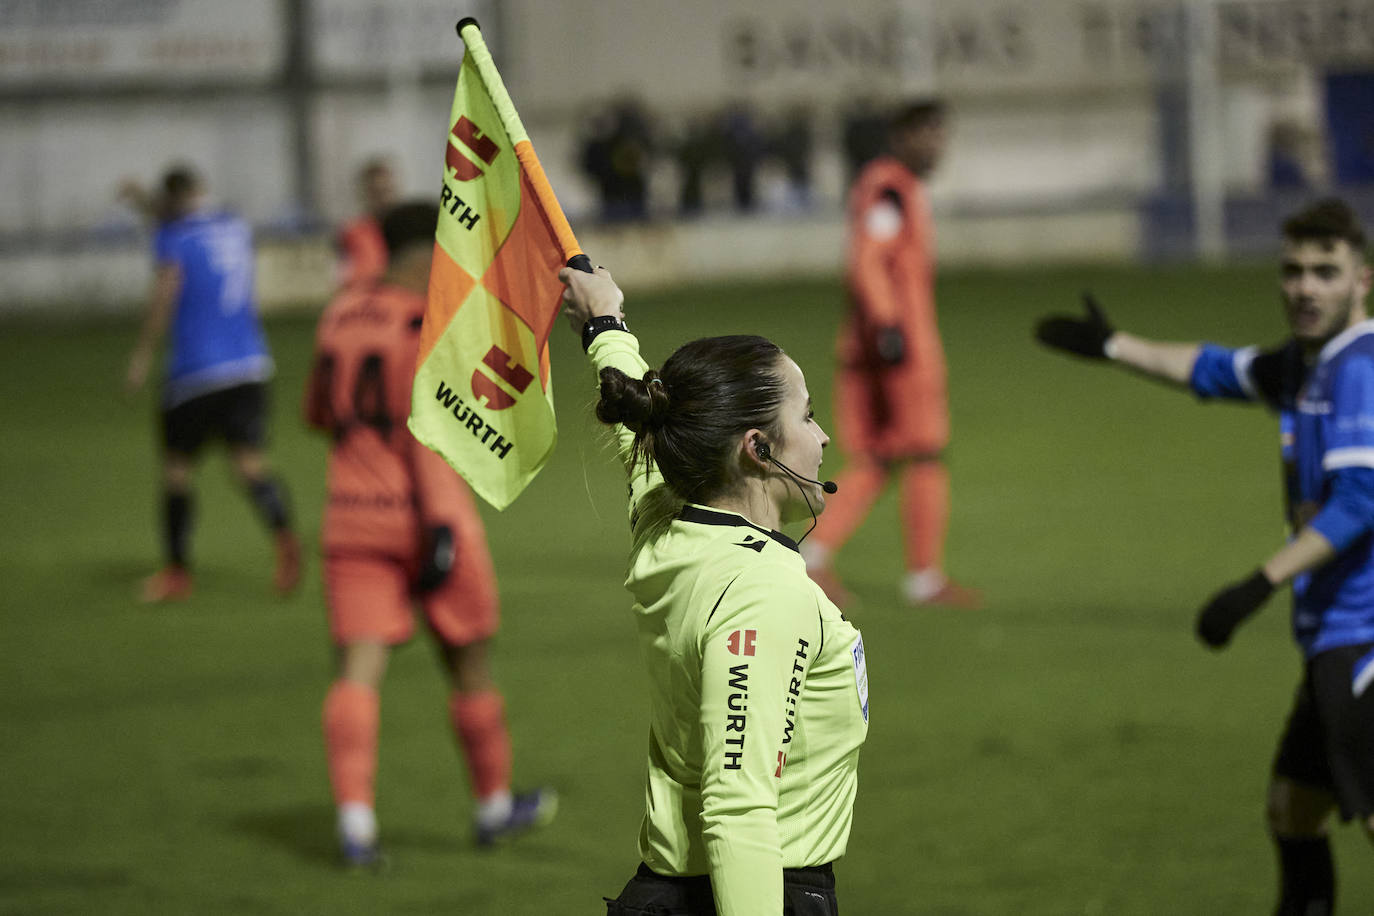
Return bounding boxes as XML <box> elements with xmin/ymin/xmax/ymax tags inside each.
<box><xmin>582</xmin><ymin>315</ymin><xmax>629</xmax><ymax>352</ymax></box>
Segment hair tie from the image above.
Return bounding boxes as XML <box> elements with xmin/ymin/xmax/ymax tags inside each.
<box><xmin>647</xmin><ymin>377</ymin><xmax>664</xmax><ymax>389</ymax></box>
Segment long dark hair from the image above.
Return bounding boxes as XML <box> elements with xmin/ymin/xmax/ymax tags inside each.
<box><xmin>596</xmin><ymin>335</ymin><xmax>789</xmax><ymax>503</ymax></box>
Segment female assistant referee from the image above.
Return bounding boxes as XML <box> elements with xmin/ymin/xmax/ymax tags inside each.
<box><xmin>559</xmin><ymin>266</ymin><xmax>870</xmax><ymax>916</ymax></box>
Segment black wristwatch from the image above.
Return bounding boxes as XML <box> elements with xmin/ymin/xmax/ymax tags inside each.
<box><xmin>582</xmin><ymin>315</ymin><xmax>629</xmax><ymax>352</ymax></box>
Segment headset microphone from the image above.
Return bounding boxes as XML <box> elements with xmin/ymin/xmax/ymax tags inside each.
<box><xmin>756</xmin><ymin>442</ymin><xmax>839</xmax><ymax>494</ymax></box>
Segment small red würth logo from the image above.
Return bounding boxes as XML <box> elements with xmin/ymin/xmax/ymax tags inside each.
<box><xmin>447</xmin><ymin>115</ymin><xmax>500</xmax><ymax>181</ymax></box>
<box><xmin>775</xmin><ymin>751</ymin><xmax>786</xmax><ymax>778</ymax></box>
<box><xmin>471</xmin><ymin>345</ymin><xmax>534</xmax><ymax>410</ymax></box>
<box><xmin>727</xmin><ymin>629</ymin><xmax>757</xmax><ymax>657</ymax></box>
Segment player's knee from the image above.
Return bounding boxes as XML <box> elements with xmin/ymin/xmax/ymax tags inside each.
<box><xmin>163</xmin><ymin>457</ymin><xmax>193</xmax><ymax>490</ymax></box>
<box><xmin>1267</xmin><ymin>780</ymin><xmax>1332</xmax><ymax>836</ymax></box>
<box><xmin>445</xmin><ymin>641</ymin><xmax>494</xmax><ymax>692</ymax></box>
<box><xmin>337</xmin><ymin>641</ymin><xmax>389</xmax><ymax>687</ymax></box>
<box><xmin>230</xmin><ymin>448</ymin><xmax>267</xmax><ymax>481</ymax></box>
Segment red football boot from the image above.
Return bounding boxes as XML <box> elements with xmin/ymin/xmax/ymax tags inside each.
<box><xmin>273</xmin><ymin>531</ymin><xmax>302</xmax><ymax>595</ymax></box>
<box><xmin>140</xmin><ymin>566</ymin><xmax>193</xmax><ymax>603</ymax></box>
<box><xmin>906</xmin><ymin>575</ymin><xmax>982</xmax><ymax>610</ymax></box>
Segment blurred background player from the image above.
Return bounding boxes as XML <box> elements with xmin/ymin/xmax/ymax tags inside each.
<box><xmin>123</xmin><ymin>164</ymin><xmax>300</xmax><ymax>603</ymax></box>
<box><xmin>801</xmin><ymin>99</ymin><xmax>980</xmax><ymax>609</ymax></box>
<box><xmin>334</xmin><ymin>156</ymin><xmax>398</xmax><ymax>291</ymax></box>
<box><xmin>1036</xmin><ymin>197</ymin><xmax>1374</xmax><ymax>916</ymax></box>
<box><xmin>304</xmin><ymin>201</ymin><xmax>555</xmax><ymax>867</ymax></box>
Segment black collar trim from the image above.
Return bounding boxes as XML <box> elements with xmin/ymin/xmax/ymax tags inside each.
<box><xmin>678</xmin><ymin>505</ymin><xmax>799</xmax><ymax>554</ymax></box>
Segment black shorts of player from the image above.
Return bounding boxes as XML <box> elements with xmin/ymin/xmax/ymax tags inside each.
<box><xmin>604</xmin><ymin>861</ymin><xmax>838</xmax><ymax>915</ymax></box>
<box><xmin>1272</xmin><ymin>641</ymin><xmax>1374</xmax><ymax>821</ymax></box>
<box><xmin>162</xmin><ymin>383</ymin><xmax>269</xmax><ymax>456</ymax></box>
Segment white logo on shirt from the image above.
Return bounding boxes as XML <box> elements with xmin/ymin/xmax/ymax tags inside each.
<box><xmin>863</xmin><ymin>201</ymin><xmax>902</xmax><ymax>241</ymax></box>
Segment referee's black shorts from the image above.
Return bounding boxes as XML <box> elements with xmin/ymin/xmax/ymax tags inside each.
<box><xmin>604</xmin><ymin>861</ymin><xmax>838</xmax><ymax>915</ymax></box>
<box><xmin>1272</xmin><ymin>641</ymin><xmax>1374</xmax><ymax>821</ymax></box>
<box><xmin>162</xmin><ymin>383</ymin><xmax>269</xmax><ymax>456</ymax></box>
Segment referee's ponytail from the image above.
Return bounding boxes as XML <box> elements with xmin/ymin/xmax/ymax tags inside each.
<box><xmin>597</xmin><ymin>335</ymin><xmax>789</xmax><ymax>503</ymax></box>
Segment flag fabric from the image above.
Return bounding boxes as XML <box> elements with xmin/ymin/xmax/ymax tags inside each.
<box><xmin>408</xmin><ymin>19</ymin><xmax>584</xmax><ymax>510</ymax></box>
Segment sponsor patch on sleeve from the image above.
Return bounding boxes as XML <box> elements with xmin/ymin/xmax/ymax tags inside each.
<box><xmin>851</xmin><ymin>633</ymin><xmax>869</xmax><ymax>723</ymax></box>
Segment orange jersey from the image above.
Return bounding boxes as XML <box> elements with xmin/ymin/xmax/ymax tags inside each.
<box><xmin>304</xmin><ymin>283</ymin><xmax>475</xmax><ymax>558</ymax></box>
<box><xmin>839</xmin><ymin>156</ymin><xmax>946</xmax><ymax>387</ymax></box>
<box><xmin>335</xmin><ymin>216</ymin><xmax>388</xmax><ymax>290</ymax></box>
<box><xmin>834</xmin><ymin>156</ymin><xmax>949</xmax><ymax>457</ymax></box>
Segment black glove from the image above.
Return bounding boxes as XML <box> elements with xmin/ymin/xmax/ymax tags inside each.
<box><xmin>1195</xmin><ymin>569</ymin><xmax>1274</xmax><ymax>649</ymax></box>
<box><xmin>417</xmin><ymin>525</ymin><xmax>456</xmax><ymax>593</ymax></box>
<box><xmin>874</xmin><ymin>325</ymin><xmax>906</xmax><ymax>366</ymax></box>
<box><xmin>1035</xmin><ymin>293</ymin><xmax>1115</xmax><ymax>359</ymax></box>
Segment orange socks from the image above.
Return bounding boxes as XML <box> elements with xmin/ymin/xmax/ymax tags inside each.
<box><xmin>323</xmin><ymin>680</ymin><xmax>379</xmax><ymax>807</ymax></box>
<box><xmin>900</xmin><ymin>460</ymin><xmax>949</xmax><ymax>573</ymax></box>
<box><xmin>450</xmin><ymin>689</ymin><xmax>512</xmax><ymax>799</ymax></box>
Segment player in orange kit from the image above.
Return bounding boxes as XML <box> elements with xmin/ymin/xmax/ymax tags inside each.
<box><xmin>802</xmin><ymin>100</ymin><xmax>980</xmax><ymax>609</ymax></box>
<box><xmin>304</xmin><ymin>201</ymin><xmax>554</xmax><ymax>867</ymax></box>
<box><xmin>334</xmin><ymin>157</ymin><xmax>397</xmax><ymax>291</ymax></box>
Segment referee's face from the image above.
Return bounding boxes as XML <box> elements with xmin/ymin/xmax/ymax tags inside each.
<box><xmin>772</xmin><ymin>357</ymin><xmax>831</xmax><ymax>524</ymax></box>
<box><xmin>1280</xmin><ymin>238</ymin><xmax>1371</xmax><ymax>347</ymax></box>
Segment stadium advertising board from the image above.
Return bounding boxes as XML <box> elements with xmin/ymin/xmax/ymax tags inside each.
<box><xmin>504</xmin><ymin>0</ymin><xmax>1374</xmax><ymax>107</ymax></box>
<box><xmin>0</xmin><ymin>0</ymin><xmax>282</xmax><ymax>87</ymax></box>
<box><xmin>309</xmin><ymin>0</ymin><xmax>497</xmax><ymax>79</ymax></box>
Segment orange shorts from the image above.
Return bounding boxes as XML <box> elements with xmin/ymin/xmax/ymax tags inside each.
<box><xmin>835</xmin><ymin>366</ymin><xmax>949</xmax><ymax>458</ymax></box>
<box><xmin>324</xmin><ymin>542</ymin><xmax>499</xmax><ymax>647</ymax></box>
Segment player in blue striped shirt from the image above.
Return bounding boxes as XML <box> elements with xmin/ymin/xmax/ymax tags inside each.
<box><xmin>1036</xmin><ymin>198</ymin><xmax>1373</xmax><ymax>915</ymax></box>
<box><xmin>124</xmin><ymin>166</ymin><xmax>299</xmax><ymax>602</ymax></box>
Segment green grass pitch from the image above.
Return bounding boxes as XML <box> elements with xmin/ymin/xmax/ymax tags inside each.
<box><xmin>2</xmin><ymin>262</ymin><xmax>1371</xmax><ymax>914</ymax></box>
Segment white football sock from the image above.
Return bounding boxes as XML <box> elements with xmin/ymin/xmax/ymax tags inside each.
<box><xmin>476</xmin><ymin>790</ymin><xmax>513</xmax><ymax>829</ymax></box>
<box><xmin>338</xmin><ymin>802</ymin><xmax>377</xmax><ymax>846</ymax></box>
<box><xmin>904</xmin><ymin>569</ymin><xmax>946</xmax><ymax>602</ymax></box>
<box><xmin>800</xmin><ymin>541</ymin><xmax>831</xmax><ymax>571</ymax></box>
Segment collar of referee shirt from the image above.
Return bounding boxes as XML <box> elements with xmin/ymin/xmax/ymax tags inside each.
<box><xmin>678</xmin><ymin>505</ymin><xmax>800</xmax><ymax>553</ymax></box>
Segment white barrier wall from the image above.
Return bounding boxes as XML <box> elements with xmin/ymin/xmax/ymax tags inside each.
<box><xmin>0</xmin><ymin>0</ymin><xmax>1366</xmax><ymax>310</ymax></box>
<box><xmin>0</xmin><ymin>204</ymin><xmax>1141</xmax><ymax>316</ymax></box>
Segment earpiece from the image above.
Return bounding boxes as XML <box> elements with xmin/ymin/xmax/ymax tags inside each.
<box><xmin>754</xmin><ymin>439</ymin><xmax>837</xmax><ymax>495</ymax></box>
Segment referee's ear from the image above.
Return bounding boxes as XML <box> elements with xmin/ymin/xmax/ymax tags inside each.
<box><xmin>742</xmin><ymin>430</ymin><xmax>771</xmax><ymax>473</ymax></box>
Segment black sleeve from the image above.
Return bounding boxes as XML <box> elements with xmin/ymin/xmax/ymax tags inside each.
<box><xmin>1248</xmin><ymin>340</ymin><xmax>1307</xmax><ymax>411</ymax></box>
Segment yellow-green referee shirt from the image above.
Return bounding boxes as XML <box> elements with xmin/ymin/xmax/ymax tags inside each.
<box><xmin>588</xmin><ymin>329</ymin><xmax>869</xmax><ymax>916</ymax></box>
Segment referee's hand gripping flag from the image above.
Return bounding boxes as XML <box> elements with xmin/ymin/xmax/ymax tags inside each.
<box><xmin>407</xmin><ymin>18</ymin><xmax>592</xmax><ymax>510</ymax></box>
<box><xmin>1035</xmin><ymin>292</ymin><xmax>1116</xmax><ymax>359</ymax></box>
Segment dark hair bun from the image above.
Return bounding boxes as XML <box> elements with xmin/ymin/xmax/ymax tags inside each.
<box><xmin>596</xmin><ymin>367</ymin><xmax>670</xmax><ymax>430</ymax></box>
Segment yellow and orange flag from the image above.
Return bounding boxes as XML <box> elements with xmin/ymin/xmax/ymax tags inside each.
<box><xmin>409</xmin><ymin>18</ymin><xmax>586</xmax><ymax>509</ymax></box>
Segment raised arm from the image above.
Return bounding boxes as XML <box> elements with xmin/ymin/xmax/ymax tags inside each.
<box><xmin>559</xmin><ymin>266</ymin><xmax>663</xmax><ymax>509</ymax></box>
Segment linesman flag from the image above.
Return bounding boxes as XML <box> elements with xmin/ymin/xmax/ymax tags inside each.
<box><xmin>408</xmin><ymin>17</ymin><xmax>589</xmax><ymax>509</ymax></box>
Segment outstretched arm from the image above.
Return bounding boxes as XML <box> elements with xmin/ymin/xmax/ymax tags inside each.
<box><xmin>1035</xmin><ymin>293</ymin><xmax>1201</xmax><ymax>388</ymax></box>
<box><xmin>1106</xmin><ymin>332</ymin><xmax>1203</xmax><ymax>388</ymax></box>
